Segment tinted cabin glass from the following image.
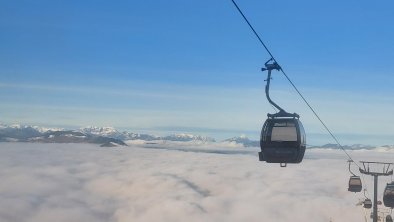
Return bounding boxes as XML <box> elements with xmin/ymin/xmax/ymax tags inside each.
<box><xmin>385</xmin><ymin>185</ymin><xmax>394</xmax><ymax>195</ymax></box>
<box><xmin>261</xmin><ymin>122</ymin><xmax>270</xmax><ymax>142</ymax></box>
<box><xmin>271</xmin><ymin>122</ymin><xmax>297</xmax><ymax>142</ymax></box>
<box><xmin>298</xmin><ymin>121</ymin><xmax>306</xmax><ymax>145</ymax></box>
<box><xmin>349</xmin><ymin>178</ymin><xmax>362</xmax><ymax>186</ymax></box>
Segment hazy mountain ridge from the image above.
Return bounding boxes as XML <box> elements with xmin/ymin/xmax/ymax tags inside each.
<box><xmin>223</xmin><ymin>135</ymin><xmax>259</xmax><ymax>147</ymax></box>
<box><xmin>161</xmin><ymin>133</ymin><xmax>216</xmax><ymax>143</ymax></box>
<box><xmin>0</xmin><ymin>123</ymin><xmax>393</xmax><ymax>150</ymax></box>
<box><xmin>79</xmin><ymin>126</ymin><xmax>215</xmax><ymax>142</ymax></box>
<box><xmin>0</xmin><ymin>124</ymin><xmax>126</xmax><ymax>146</ymax></box>
<box><xmin>307</xmin><ymin>143</ymin><xmax>384</xmax><ymax>150</ymax></box>
<box><xmin>80</xmin><ymin>126</ymin><xmax>160</xmax><ymax>141</ymax></box>
<box><xmin>0</xmin><ymin>124</ymin><xmax>215</xmax><ymax>145</ymax></box>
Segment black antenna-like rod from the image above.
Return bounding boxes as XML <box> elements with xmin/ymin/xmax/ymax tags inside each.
<box><xmin>265</xmin><ymin>69</ymin><xmax>285</xmax><ymax>113</ymax></box>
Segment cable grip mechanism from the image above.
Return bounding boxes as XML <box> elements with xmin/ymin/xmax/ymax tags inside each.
<box><xmin>261</xmin><ymin>58</ymin><xmax>281</xmax><ymax>72</ymax></box>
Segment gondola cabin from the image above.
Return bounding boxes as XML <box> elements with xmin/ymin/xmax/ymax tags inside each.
<box><xmin>387</xmin><ymin>215</ymin><xmax>393</xmax><ymax>222</ymax></box>
<box><xmin>259</xmin><ymin>117</ymin><xmax>306</xmax><ymax>164</ymax></box>
<box><xmin>364</xmin><ymin>199</ymin><xmax>372</xmax><ymax>209</ymax></box>
<box><xmin>383</xmin><ymin>182</ymin><xmax>394</xmax><ymax>208</ymax></box>
<box><xmin>348</xmin><ymin>176</ymin><xmax>362</xmax><ymax>192</ymax></box>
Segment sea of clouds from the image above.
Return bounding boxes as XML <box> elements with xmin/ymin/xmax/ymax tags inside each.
<box><xmin>0</xmin><ymin>142</ymin><xmax>393</xmax><ymax>222</ymax></box>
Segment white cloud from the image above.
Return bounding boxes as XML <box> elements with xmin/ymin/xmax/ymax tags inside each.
<box><xmin>1</xmin><ymin>142</ymin><xmax>393</xmax><ymax>222</ymax></box>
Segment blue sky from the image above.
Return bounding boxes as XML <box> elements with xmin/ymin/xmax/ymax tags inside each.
<box><xmin>1</xmin><ymin>0</ymin><xmax>394</xmax><ymax>144</ymax></box>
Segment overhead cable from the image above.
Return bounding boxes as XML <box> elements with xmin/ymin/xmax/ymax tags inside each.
<box><xmin>230</xmin><ymin>0</ymin><xmax>361</xmax><ymax>168</ymax></box>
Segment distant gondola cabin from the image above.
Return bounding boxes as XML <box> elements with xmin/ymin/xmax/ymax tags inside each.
<box><xmin>364</xmin><ymin>199</ymin><xmax>372</xmax><ymax>209</ymax></box>
<box><xmin>383</xmin><ymin>182</ymin><xmax>394</xmax><ymax>208</ymax></box>
<box><xmin>348</xmin><ymin>176</ymin><xmax>362</xmax><ymax>192</ymax></box>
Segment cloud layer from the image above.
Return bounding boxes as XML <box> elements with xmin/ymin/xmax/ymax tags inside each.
<box><xmin>0</xmin><ymin>142</ymin><xmax>393</xmax><ymax>222</ymax></box>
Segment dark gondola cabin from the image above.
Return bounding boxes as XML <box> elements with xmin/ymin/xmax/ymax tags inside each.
<box><xmin>348</xmin><ymin>176</ymin><xmax>362</xmax><ymax>192</ymax></box>
<box><xmin>364</xmin><ymin>199</ymin><xmax>372</xmax><ymax>209</ymax></box>
<box><xmin>258</xmin><ymin>59</ymin><xmax>307</xmax><ymax>166</ymax></box>
<box><xmin>259</xmin><ymin>117</ymin><xmax>306</xmax><ymax>164</ymax></box>
<box><xmin>387</xmin><ymin>215</ymin><xmax>393</xmax><ymax>222</ymax></box>
<box><xmin>383</xmin><ymin>182</ymin><xmax>394</xmax><ymax>208</ymax></box>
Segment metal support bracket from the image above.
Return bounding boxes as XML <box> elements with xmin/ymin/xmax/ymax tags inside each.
<box><xmin>262</xmin><ymin>58</ymin><xmax>299</xmax><ymax>119</ymax></box>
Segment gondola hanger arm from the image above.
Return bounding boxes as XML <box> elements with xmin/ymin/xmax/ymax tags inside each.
<box><xmin>348</xmin><ymin>159</ymin><xmax>356</xmax><ymax>176</ymax></box>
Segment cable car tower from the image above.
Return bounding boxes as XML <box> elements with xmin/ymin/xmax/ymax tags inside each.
<box><xmin>359</xmin><ymin>161</ymin><xmax>393</xmax><ymax>222</ymax></box>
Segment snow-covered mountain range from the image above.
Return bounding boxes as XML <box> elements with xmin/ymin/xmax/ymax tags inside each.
<box><xmin>308</xmin><ymin>143</ymin><xmax>376</xmax><ymax>150</ymax></box>
<box><xmin>80</xmin><ymin>126</ymin><xmax>157</xmax><ymax>141</ymax></box>
<box><xmin>223</xmin><ymin>135</ymin><xmax>259</xmax><ymax>147</ymax></box>
<box><xmin>0</xmin><ymin>124</ymin><xmax>126</xmax><ymax>146</ymax></box>
<box><xmin>0</xmin><ymin>123</ymin><xmax>393</xmax><ymax>150</ymax></box>
<box><xmin>0</xmin><ymin>124</ymin><xmax>216</xmax><ymax>145</ymax></box>
<box><xmin>79</xmin><ymin>126</ymin><xmax>215</xmax><ymax>142</ymax></box>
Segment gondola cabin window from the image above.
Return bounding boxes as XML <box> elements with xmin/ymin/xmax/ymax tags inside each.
<box><xmin>384</xmin><ymin>184</ymin><xmax>394</xmax><ymax>195</ymax></box>
<box><xmin>271</xmin><ymin>122</ymin><xmax>297</xmax><ymax>142</ymax></box>
<box><xmin>349</xmin><ymin>178</ymin><xmax>362</xmax><ymax>186</ymax></box>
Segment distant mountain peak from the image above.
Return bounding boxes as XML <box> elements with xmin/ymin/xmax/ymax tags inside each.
<box><xmin>80</xmin><ymin>126</ymin><xmax>118</xmax><ymax>134</ymax></box>
<box><xmin>2</xmin><ymin>123</ymin><xmax>393</xmax><ymax>150</ymax></box>
<box><xmin>162</xmin><ymin>134</ymin><xmax>216</xmax><ymax>143</ymax></box>
<box><xmin>0</xmin><ymin>123</ymin><xmax>126</xmax><ymax>146</ymax></box>
<box><xmin>81</xmin><ymin>126</ymin><xmax>116</xmax><ymax>130</ymax></box>
<box><xmin>223</xmin><ymin>135</ymin><xmax>259</xmax><ymax>147</ymax></box>
<box><xmin>308</xmin><ymin>143</ymin><xmax>375</xmax><ymax>150</ymax></box>
<box><xmin>0</xmin><ymin>123</ymin><xmax>63</xmax><ymax>133</ymax></box>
